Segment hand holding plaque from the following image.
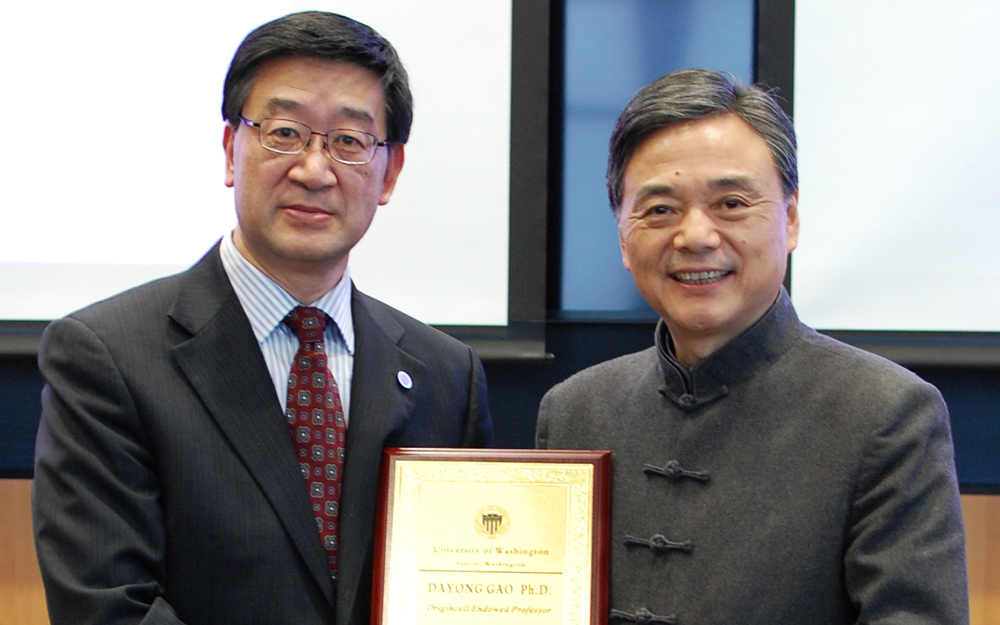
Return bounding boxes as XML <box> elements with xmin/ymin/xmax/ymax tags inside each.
<box><xmin>373</xmin><ymin>449</ymin><xmax>610</xmax><ymax>624</ymax></box>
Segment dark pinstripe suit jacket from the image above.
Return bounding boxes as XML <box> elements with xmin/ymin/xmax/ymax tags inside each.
<box><xmin>33</xmin><ymin>244</ymin><xmax>492</xmax><ymax>625</ymax></box>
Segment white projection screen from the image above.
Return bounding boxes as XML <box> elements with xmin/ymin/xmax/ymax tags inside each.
<box><xmin>779</xmin><ymin>0</ymin><xmax>1000</xmax><ymax>364</ymax></box>
<box><xmin>0</xmin><ymin>1</ymin><xmax>549</xmax><ymax>358</ymax></box>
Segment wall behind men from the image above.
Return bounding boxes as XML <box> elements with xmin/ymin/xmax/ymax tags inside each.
<box><xmin>0</xmin><ymin>0</ymin><xmax>997</xmax><ymax>491</ymax></box>
<box><xmin>0</xmin><ymin>0</ymin><xmax>513</xmax><ymax>328</ymax></box>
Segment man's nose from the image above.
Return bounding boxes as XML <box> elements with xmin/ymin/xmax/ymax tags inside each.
<box><xmin>289</xmin><ymin>135</ymin><xmax>337</xmax><ymax>187</ymax></box>
<box><xmin>673</xmin><ymin>207</ymin><xmax>721</xmax><ymax>251</ymax></box>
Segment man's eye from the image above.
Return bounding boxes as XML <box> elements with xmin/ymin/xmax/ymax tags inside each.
<box><xmin>640</xmin><ymin>205</ymin><xmax>679</xmax><ymax>225</ymax></box>
<box><xmin>332</xmin><ymin>133</ymin><xmax>360</xmax><ymax>147</ymax></box>
<box><xmin>647</xmin><ymin>205</ymin><xmax>678</xmax><ymax>218</ymax></box>
<box><xmin>273</xmin><ymin>126</ymin><xmax>300</xmax><ymax>138</ymax></box>
<box><xmin>722</xmin><ymin>198</ymin><xmax>747</xmax><ymax>209</ymax></box>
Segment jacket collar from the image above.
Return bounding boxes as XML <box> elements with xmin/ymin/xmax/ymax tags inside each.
<box><xmin>168</xmin><ymin>244</ymin><xmax>340</xmax><ymax>604</ymax></box>
<box><xmin>168</xmin><ymin>244</ymin><xmax>417</xmax><ymax>621</ymax></box>
<box><xmin>656</xmin><ymin>287</ymin><xmax>802</xmax><ymax>410</ymax></box>
<box><xmin>335</xmin><ymin>290</ymin><xmax>420</xmax><ymax>625</ymax></box>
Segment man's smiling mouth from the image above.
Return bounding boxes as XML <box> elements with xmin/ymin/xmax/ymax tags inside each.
<box><xmin>671</xmin><ymin>270</ymin><xmax>730</xmax><ymax>284</ymax></box>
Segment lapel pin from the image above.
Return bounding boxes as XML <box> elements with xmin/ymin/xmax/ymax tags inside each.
<box><xmin>396</xmin><ymin>370</ymin><xmax>413</xmax><ymax>390</ymax></box>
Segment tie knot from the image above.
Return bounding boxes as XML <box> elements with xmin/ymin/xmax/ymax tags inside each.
<box><xmin>284</xmin><ymin>306</ymin><xmax>327</xmax><ymax>342</ymax></box>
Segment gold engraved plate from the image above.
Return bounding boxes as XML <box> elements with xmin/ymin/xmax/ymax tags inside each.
<box><xmin>374</xmin><ymin>449</ymin><xmax>609</xmax><ymax>625</ymax></box>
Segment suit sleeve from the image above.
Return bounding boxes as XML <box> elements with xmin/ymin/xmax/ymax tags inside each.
<box><xmin>461</xmin><ymin>345</ymin><xmax>494</xmax><ymax>447</ymax></box>
<box><xmin>843</xmin><ymin>381</ymin><xmax>969</xmax><ymax>624</ymax></box>
<box><xmin>33</xmin><ymin>316</ymin><xmax>187</xmax><ymax>625</ymax></box>
<box><xmin>534</xmin><ymin>387</ymin><xmax>555</xmax><ymax>449</ymax></box>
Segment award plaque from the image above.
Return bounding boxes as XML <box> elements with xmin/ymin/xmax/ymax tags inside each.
<box><xmin>372</xmin><ymin>448</ymin><xmax>610</xmax><ymax>625</ymax></box>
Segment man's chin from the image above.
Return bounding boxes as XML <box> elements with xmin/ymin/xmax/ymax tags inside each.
<box><xmin>661</xmin><ymin>305</ymin><xmax>741</xmax><ymax>341</ymax></box>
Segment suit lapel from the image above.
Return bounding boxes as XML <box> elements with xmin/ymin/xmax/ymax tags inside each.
<box><xmin>336</xmin><ymin>289</ymin><xmax>424</xmax><ymax>625</ymax></box>
<box><xmin>167</xmin><ymin>246</ymin><xmax>336</xmax><ymax>606</ymax></box>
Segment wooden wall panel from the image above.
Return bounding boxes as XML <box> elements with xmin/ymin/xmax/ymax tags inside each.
<box><xmin>1</xmin><ymin>480</ymin><xmax>997</xmax><ymax>624</ymax></box>
<box><xmin>0</xmin><ymin>479</ymin><xmax>47</xmax><ymax>625</ymax></box>
<box><xmin>966</xmin><ymin>494</ymin><xmax>1000</xmax><ymax>625</ymax></box>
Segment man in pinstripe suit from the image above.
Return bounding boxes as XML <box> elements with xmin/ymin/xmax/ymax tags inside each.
<box><xmin>32</xmin><ymin>11</ymin><xmax>492</xmax><ymax>625</ymax></box>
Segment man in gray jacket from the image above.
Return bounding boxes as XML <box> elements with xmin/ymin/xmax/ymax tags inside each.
<box><xmin>536</xmin><ymin>69</ymin><xmax>968</xmax><ymax>624</ymax></box>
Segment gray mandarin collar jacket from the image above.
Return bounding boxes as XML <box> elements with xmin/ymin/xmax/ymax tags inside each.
<box><xmin>538</xmin><ymin>289</ymin><xmax>968</xmax><ymax>624</ymax></box>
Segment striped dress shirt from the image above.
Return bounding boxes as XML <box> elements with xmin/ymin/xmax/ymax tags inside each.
<box><xmin>219</xmin><ymin>233</ymin><xmax>355</xmax><ymax>425</ymax></box>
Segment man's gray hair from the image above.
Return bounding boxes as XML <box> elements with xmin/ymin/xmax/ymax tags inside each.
<box><xmin>607</xmin><ymin>69</ymin><xmax>797</xmax><ymax>214</ymax></box>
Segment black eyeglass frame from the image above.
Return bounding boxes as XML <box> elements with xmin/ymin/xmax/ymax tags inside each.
<box><xmin>238</xmin><ymin>116</ymin><xmax>388</xmax><ymax>165</ymax></box>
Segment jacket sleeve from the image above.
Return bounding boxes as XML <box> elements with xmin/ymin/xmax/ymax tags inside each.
<box><xmin>33</xmin><ymin>315</ymin><xmax>187</xmax><ymax>625</ymax></box>
<box><xmin>460</xmin><ymin>345</ymin><xmax>494</xmax><ymax>448</ymax></box>
<box><xmin>843</xmin><ymin>380</ymin><xmax>969</xmax><ymax>624</ymax></box>
<box><xmin>534</xmin><ymin>387</ymin><xmax>554</xmax><ymax>449</ymax></box>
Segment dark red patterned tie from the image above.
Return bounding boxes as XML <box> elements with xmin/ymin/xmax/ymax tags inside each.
<box><xmin>283</xmin><ymin>306</ymin><xmax>346</xmax><ymax>579</ymax></box>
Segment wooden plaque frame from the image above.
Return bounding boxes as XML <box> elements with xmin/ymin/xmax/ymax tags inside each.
<box><xmin>372</xmin><ymin>448</ymin><xmax>610</xmax><ymax>625</ymax></box>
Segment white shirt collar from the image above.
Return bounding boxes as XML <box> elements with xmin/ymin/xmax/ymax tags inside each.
<box><xmin>219</xmin><ymin>233</ymin><xmax>355</xmax><ymax>354</ymax></box>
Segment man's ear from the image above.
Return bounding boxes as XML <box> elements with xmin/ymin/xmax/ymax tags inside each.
<box><xmin>785</xmin><ymin>189</ymin><xmax>799</xmax><ymax>253</ymax></box>
<box><xmin>223</xmin><ymin>123</ymin><xmax>236</xmax><ymax>188</ymax></box>
<box><xmin>378</xmin><ymin>143</ymin><xmax>406</xmax><ymax>205</ymax></box>
<box><xmin>619</xmin><ymin>224</ymin><xmax>633</xmax><ymax>273</ymax></box>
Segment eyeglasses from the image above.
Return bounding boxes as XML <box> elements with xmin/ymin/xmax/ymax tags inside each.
<box><xmin>239</xmin><ymin>117</ymin><xmax>388</xmax><ymax>165</ymax></box>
